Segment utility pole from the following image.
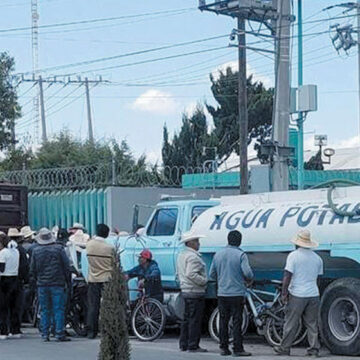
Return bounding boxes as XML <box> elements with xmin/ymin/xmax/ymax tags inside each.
<box><xmin>297</xmin><ymin>0</ymin><xmax>304</xmax><ymax>189</ymax></box>
<box><xmin>271</xmin><ymin>0</ymin><xmax>292</xmax><ymax>191</ymax></box>
<box><xmin>31</xmin><ymin>0</ymin><xmax>40</xmax><ymax>141</ymax></box>
<box><xmin>19</xmin><ymin>75</ymin><xmax>107</xmax><ymax>144</ymax></box>
<box><xmin>238</xmin><ymin>17</ymin><xmax>249</xmax><ymax>194</ymax></box>
<box><xmin>198</xmin><ymin>1</ymin><xmax>278</xmax><ymax>194</ymax></box>
<box><xmin>85</xmin><ymin>77</ymin><xmax>94</xmax><ymax>143</ymax></box>
<box><xmin>68</xmin><ymin>76</ymin><xmax>107</xmax><ymax>143</ymax></box>
<box><xmin>38</xmin><ymin>75</ymin><xmax>47</xmax><ymax>143</ymax></box>
<box><xmin>358</xmin><ymin>0</ymin><xmax>360</xmax><ymax>144</ymax></box>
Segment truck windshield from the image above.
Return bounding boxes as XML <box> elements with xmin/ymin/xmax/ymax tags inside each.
<box><xmin>191</xmin><ymin>206</ymin><xmax>212</xmax><ymax>224</ymax></box>
<box><xmin>147</xmin><ymin>208</ymin><xmax>178</xmax><ymax>236</ymax></box>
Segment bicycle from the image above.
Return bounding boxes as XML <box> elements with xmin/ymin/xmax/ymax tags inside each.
<box><xmin>209</xmin><ymin>279</ymin><xmax>307</xmax><ymax>347</ymax></box>
<box><xmin>127</xmin><ymin>287</ymin><xmax>166</xmax><ymax>342</ymax></box>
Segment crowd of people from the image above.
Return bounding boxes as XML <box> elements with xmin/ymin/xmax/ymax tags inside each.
<box><xmin>176</xmin><ymin>229</ymin><xmax>323</xmax><ymax>357</ymax></box>
<box><xmin>0</xmin><ymin>222</ymin><xmax>323</xmax><ymax>358</ymax></box>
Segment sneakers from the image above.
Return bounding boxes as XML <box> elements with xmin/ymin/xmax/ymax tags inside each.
<box><xmin>0</xmin><ymin>335</ymin><xmax>7</xmax><ymax>340</ymax></box>
<box><xmin>10</xmin><ymin>333</ymin><xmax>22</xmax><ymax>339</ymax></box>
<box><xmin>188</xmin><ymin>347</ymin><xmax>208</xmax><ymax>353</ymax></box>
<box><xmin>221</xmin><ymin>349</ymin><xmax>232</xmax><ymax>356</ymax></box>
<box><xmin>232</xmin><ymin>351</ymin><xmax>252</xmax><ymax>357</ymax></box>
<box><xmin>307</xmin><ymin>352</ymin><xmax>320</xmax><ymax>358</ymax></box>
<box><xmin>273</xmin><ymin>346</ymin><xmax>290</xmax><ymax>356</ymax></box>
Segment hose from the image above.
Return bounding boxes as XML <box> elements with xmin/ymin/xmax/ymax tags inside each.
<box><xmin>311</xmin><ymin>179</ymin><xmax>360</xmax><ymax>217</ymax></box>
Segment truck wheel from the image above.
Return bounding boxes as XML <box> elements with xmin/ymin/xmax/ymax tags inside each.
<box><xmin>320</xmin><ymin>278</ymin><xmax>360</xmax><ymax>356</ymax></box>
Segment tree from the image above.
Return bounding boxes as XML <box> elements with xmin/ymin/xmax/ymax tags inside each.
<box><xmin>0</xmin><ymin>53</ymin><xmax>21</xmax><ymax>151</ymax></box>
<box><xmin>162</xmin><ymin>105</ymin><xmax>217</xmax><ymax>169</ymax></box>
<box><xmin>99</xmin><ymin>250</ymin><xmax>130</xmax><ymax>360</ymax></box>
<box><xmin>206</xmin><ymin>68</ymin><xmax>273</xmax><ymax>164</ymax></box>
<box><xmin>304</xmin><ymin>149</ymin><xmax>324</xmax><ymax>170</ymax></box>
<box><xmin>162</xmin><ymin>68</ymin><xmax>273</xmax><ymax>169</ymax></box>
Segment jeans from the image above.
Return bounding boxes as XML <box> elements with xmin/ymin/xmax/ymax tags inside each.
<box><xmin>218</xmin><ymin>296</ymin><xmax>245</xmax><ymax>353</ymax></box>
<box><xmin>0</xmin><ymin>276</ymin><xmax>19</xmax><ymax>336</ymax></box>
<box><xmin>281</xmin><ymin>295</ymin><xmax>320</xmax><ymax>354</ymax></box>
<box><xmin>179</xmin><ymin>295</ymin><xmax>205</xmax><ymax>351</ymax></box>
<box><xmin>38</xmin><ymin>286</ymin><xmax>66</xmax><ymax>339</ymax></box>
<box><xmin>87</xmin><ymin>282</ymin><xmax>104</xmax><ymax>337</ymax></box>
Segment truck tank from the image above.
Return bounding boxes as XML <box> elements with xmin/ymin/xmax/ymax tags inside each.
<box><xmin>191</xmin><ymin>185</ymin><xmax>360</xmax><ymax>355</ymax></box>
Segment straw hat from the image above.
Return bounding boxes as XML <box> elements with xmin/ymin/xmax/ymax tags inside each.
<box><xmin>69</xmin><ymin>229</ymin><xmax>90</xmax><ymax>248</ymax></box>
<box><xmin>36</xmin><ymin>228</ymin><xmax>56</xmax><ymax>245</ymax></box>
<box><xmin>20</xmin><ymin>226</ymin><xmax>35</xmax><ymax>239</ymax></box>
<box><xmin>291</xmin><ymin>229</ymin><xmax>318</xmax><ymax>249</ymax></box>
<box><xmin>180</xmin><ymin>231</ymin><xmax>205</xmax><ymax>244</ymax></box>
<box><xmin>7</xmin><ymin>228</ymin><xmax>22</xmax><ymax>238</ymax></box>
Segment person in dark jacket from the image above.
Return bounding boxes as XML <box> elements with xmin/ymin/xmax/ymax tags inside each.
<box><xmin>30</xmin><ymin>228</ymin><xmax>71</xmax><ymax>342</ymax></box>
<box><xmin>125</xmin><ymin>249</ymin><xmax>164</xmax><ymax>302</ymax></box>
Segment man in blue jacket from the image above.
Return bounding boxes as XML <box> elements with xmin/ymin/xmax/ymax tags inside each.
<box><xmin>125</xmin><ymin>249</ymin><xmax>163</xmax><ymax>302</ymax></box>
<box><xmin>210</xmin><ymin>230</ymin><xmax>253</xmax><ymax>357</ymax></box>
<box><xmin>30</xmin><ymin>228</ymin><xmax>71</xmax><ymax>342</ymax></box>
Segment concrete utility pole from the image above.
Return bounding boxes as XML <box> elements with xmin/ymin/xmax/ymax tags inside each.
<box><xmin>38</xmin><ymin>75</ymin><xmax>47</xmax><ymax>143</ymax></box>
<box><xmin>85</xmin><ymin>78</ymin><xmax>94</xmax><ymax>143</ymax></box>
<box><xmin>238</xmin><ymin>17</ymin><xmax>249</xmax><ymax>194</ymax></box>
<box><xmin>358</xmin><ymin>0</ymin><xmax>360</xmax><ymax>143</ymax></box>
<box><xmin>272</xmin><ymin>0</ymin><xmax>292</xmax><ymax>191</ymax></box>
<box><xmin>297</xmin><ymin>0</ymin><xmax>304</xmax><ymax>190</ymax></box>
<box><xmin>20</xmin><ymin>75</ymin><xmax>107</xmax><ymax>144</ymax></box>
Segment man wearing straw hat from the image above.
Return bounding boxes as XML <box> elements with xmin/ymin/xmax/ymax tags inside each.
<box><xmin>274</xmin><ymin>229</ymin><xmax>323</xmax><ymax>357</ymax></box>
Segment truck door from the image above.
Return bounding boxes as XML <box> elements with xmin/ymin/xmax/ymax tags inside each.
<box><xmin>135</xmin><ymin>206</ymin><xmax>179</xmax><ymax>288</ymax></box>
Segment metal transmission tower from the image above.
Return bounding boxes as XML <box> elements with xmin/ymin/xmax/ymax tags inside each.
<box><xmin>31</xmin><ymin>0</ymin><xmax>40</xmax><ymax>142</ymax></box>
<box><xmin>325</xmin><ymin>2</ymin><xmax>360</xmax><ymax>142</ymax></box>
<box><xmin>199</xmin><ymin>0</ymin><xmax>294</xmax><ymax>192</ymax></box>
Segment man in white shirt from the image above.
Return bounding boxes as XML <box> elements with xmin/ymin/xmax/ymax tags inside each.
<box><xmin>274</xmin><ymin>229</ymin><xmax>323</xmax><ymax>357</ymax></box>
<box><xmin>0</xmin><ymin>233</ymin><xmax>20</xmax><ymax>340</ymax></box>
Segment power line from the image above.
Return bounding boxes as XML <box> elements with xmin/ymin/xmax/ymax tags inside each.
<box><xmin>17</xmin><ymin>34</ymin><xmax>230</xmax><ymax>76</ymax></box>
<box><xmin>0</xmin><ymin>7</ymin><xmax>196</xmax><ymax>34</ymax></box>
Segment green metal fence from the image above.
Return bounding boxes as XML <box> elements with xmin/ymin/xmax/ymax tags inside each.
<box><xmin>28</xmin><ymin>188</ymin><xmax>108</xmax><ymax>235</ymax></box>
<box><xmin>182</xmin><ymin>168</ymin><xmax>360</xmax><ymax>189</ymax></box>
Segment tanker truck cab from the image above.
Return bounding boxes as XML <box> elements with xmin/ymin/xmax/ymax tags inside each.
<box><xmin>133</xmin><ymin>199</ymin><xmax>219</xmax><ymax>289</ymax></box>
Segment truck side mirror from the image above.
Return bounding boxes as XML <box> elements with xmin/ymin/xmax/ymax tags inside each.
<box><xmin>136</xmin><ymin>227</ymin><xmax>145</xmax><ymax>237</ymax></box>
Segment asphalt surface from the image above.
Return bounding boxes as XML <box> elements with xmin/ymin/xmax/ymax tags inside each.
<box><xmin>0</xmin><ymin>327</ymin><xmax>353</xmax><ymax>360</ymax></box>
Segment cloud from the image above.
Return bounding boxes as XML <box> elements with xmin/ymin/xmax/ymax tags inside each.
<box><xmin>211</xmin><ymin>61</ymin><xmax>272</xmax><ymax>87</ymax></box>
<box><xmin>131</xmin><ymin>89</ymin><xmax>179</xmax><ymax>115</ymax></box>
<box><xmin>334</xmin><ymin>136</ymin><xmax>359</xmax><ymax>149</ymax></box>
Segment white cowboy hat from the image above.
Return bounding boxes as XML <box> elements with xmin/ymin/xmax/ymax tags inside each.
<box><xmin>180</xmin><ymin>231</ymin><xmax>205</xmax><ymax>244</ymax></box>
<box><xmin>291</xmin><ymin>229</ymin><xmax>318</xmax><ymax>249</ymax></box>
<box><xmin>69</xmin><ymin>223</ymin><xmax>84</xmax><ymax>231</ymax></box>
<box><xmin>69</xmin><ymin>229</ymin><xmax>90</xmax><ymax>247</ymax></box>
<box><xmin>7</xmin><ymin>228</ymin><xmax>22</xmax><ymax>238</ymax></box>
<box><xmin>20</xmin><ymin>226</ymin><xmax>35</xmax><ymax>239</ymax></box>
<box><xmin>36</xmin><ymin>228</ymin><xmax>56</xmax><ymax>245</ymax></box>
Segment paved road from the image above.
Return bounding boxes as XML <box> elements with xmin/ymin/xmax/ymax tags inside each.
<box><xmin>0</xmin><ymin>328</ymin><xmax>352</xmax><ymax>360</ymax></box>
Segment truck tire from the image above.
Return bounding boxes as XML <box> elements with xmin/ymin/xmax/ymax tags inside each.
<box><xmin>319</xmin><ymin>278</ymin><xmax>360</xmax><ymax>356</ymax></box>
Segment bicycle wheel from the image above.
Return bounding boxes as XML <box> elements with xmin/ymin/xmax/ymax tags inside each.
<box><xmin>208</xmin><ymin>306</ymin><xmax>249</xmax><ymax>343</ymax></box>
<box><xmin>131</xmin><ymin>298</ymin><xmax>166</xmax><ymax>341</ymax></box>
<box><xmin>264</xmin><ymin>305</ymin><xmax>307</xmax><ymax>347</ymax></box>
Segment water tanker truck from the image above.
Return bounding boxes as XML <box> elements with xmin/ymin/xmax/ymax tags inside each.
<box><xmin>80</xmin><ymin>185</ymin><xmax>360</xmax><ymax>355</ymax></box>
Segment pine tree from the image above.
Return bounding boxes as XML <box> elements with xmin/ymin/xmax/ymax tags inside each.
<box><xmin>98</xmin><ymin>251</ymin><xmax>130</xmax><ymax>360</ymax></box>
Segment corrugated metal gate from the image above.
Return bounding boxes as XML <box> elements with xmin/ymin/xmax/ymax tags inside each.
<box><xmin>28</xmin><ymin>188</ymin><xmax>108</xmax><ymax>235</ymax></box>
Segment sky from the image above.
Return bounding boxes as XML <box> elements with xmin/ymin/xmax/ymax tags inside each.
<box><xmin>2</xmin><ymin>0</ymin><xmax>360</xmax><ymax>165</ymax></box>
